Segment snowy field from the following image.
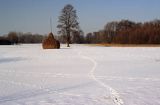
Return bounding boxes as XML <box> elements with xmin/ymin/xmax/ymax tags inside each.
<box><xmin>0</xmin><ymin>44</ymin><xmax>160</xmax><ymax>105</ymax></box>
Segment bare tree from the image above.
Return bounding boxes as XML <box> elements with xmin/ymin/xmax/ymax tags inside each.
<box><xmin>7</xmin><ymin>32</ymin><xmax>18</xmax><ymax>44</ymax></box>
<box><xmin>57</xmin><ymin>4</ymin><xmax>79</xmax><ymax>47</ymax></box>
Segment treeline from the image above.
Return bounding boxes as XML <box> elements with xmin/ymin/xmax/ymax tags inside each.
<box><xmin>1</xmin><ymin>19</ymin><xmax>160</xmax><ymax>45</ymax></box>
<box><xmin>0</xmin><ymin>31</ymin><xmax>85</xmax><ymax>44</ymax></box>
<box><xmin>0</xmin><ymin>32</ymin><xmax>45</xmax><ymax>44</ymax></box>
<box><xmin>85</xmin><ymin>19</ymin><xmax>160</xmax><ymax>44</ymax></box>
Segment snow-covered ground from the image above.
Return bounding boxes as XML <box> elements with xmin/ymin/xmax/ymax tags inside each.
<box><xmin>0</xmin><ymin>44</ymin><xmax>160</xmax><ymax>105</ymax></box>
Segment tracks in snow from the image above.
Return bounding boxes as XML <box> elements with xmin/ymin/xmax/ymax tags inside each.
<box><xmin>78</xmin><ymin>51</ymin><xmax>124</xmax><ymax>105</ymax></box>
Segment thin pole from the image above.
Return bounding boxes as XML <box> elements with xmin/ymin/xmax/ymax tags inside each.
<box><xmin>50</xmin><ymin>17</ymin><xmax>52</xmax><ymax>32</ymax></box>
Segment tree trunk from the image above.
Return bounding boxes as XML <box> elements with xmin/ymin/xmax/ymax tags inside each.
<box><xmin>67</xmin><ymin>42</ymin><xmax>70</xmax><ymax>47</ymax></box>
<box><xmin>67</xmin><ymin>31</ymin><xmax>70</xmax><ymax>47</ymax></box>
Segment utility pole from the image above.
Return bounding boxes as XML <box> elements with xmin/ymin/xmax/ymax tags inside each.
<box><xmin>50</xmin><ymin>17</ymin><xmax>52</xmax><ymax>33</ymax></box>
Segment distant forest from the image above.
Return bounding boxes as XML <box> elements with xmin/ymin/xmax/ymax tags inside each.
<box><xmin>0</xmin><ymin>19</ymin><xmax>160</xmax><ymax>44</ymax></box>
<box><xmin>0</xmin><ymin>32</ymin><xmax>45</xmax><ymax>44</ymax></box>
<box><xmin>86</xmin><ymin>19</ymin><xmax>160</xmax><ymax>44</ymax></box>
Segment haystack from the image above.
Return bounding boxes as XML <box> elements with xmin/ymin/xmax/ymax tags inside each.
<box><xmin>42</xmin><ymin>32</ymin><xmax>60</xmax><ymax>49</ymax></box>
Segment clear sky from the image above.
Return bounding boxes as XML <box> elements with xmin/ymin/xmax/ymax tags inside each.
<box><xmin>0</xmin><ymin>0</ymin><xmax>160</xmax><ymax>35</ymax></box>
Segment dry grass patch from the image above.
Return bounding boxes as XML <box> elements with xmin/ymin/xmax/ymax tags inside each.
<box><xmin>88</xmin><ymin>43</ymin><xmax>160</xmax><ymax>47</ymax></box>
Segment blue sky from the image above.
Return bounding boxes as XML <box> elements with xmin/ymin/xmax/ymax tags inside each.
<box><xmin>0</xmin><ymin>0</ymin><xmax>160</xmax><ymax>35</ymax></box>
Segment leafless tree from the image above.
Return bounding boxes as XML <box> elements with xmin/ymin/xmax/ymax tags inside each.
<box><xmin>57</xmin><ymin>4</ymin><xmax>79</xmax><ymax>47</ymax></box>
<box><xmin>7</xmin><ymin>32</ymin><xmax>18</xmax><ymax>44</ymax></box>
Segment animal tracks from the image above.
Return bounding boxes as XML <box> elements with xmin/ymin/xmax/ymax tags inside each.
<box><xmin>78</xmin><ymin>51</ymin><xmax>124</xmax><ymax>105</ymax></box>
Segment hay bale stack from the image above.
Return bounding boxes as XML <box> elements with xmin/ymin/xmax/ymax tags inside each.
<box><xmin>42</xmin><ymin>32</ymin><xmax>60</xmax><ymax>49</ymax></box>
<box><xmin>56</xmin><ymin>40</ymin><xmax>60</xmax><ymax>49</ymax></box>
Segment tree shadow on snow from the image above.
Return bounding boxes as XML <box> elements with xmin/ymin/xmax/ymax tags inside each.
<box><xmin>0</xmin><ymin>57</ymin><xmax>26</xmax><ymax>64</ymax></box>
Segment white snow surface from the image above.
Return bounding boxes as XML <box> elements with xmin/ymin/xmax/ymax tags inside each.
<box><xmin>0</xmin><ymin>44</ymin><xmax>160</xmax><ymax>105</ymax></box>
